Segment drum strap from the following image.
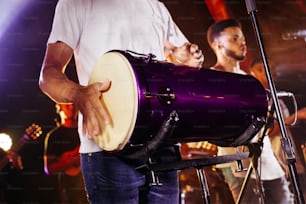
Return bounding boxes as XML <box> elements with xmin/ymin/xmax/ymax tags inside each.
<box><xmin>230</xmin><ymin>116</ymin><xmax>266</xmax><ymax>147</ymax></box>
<box><xmin>119</xmin><ymin>110</ymin><xmax>179</xmax><ymax>160</ymax></box>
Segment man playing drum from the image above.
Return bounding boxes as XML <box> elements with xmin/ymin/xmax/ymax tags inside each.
<box><xmin>39</xmin><ymin>0</ymin><xmax>203</xmax><ymax>203</ymax></box>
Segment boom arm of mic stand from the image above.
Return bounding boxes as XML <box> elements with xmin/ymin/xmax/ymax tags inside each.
<box><xmin>245</xmin><ymin>0</ymin><xmax>305</xmax><ymax>203</ymax></box>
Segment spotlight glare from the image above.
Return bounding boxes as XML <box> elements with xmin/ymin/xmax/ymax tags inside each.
<box><xmin>0</xmin><ymin>133</ymin><xmax>13</xmax><ymax>151</ymax></box>
<box><xmin>0</xmin><ymin>0</ymin><xmax>31</xmax><ymax>40</ymax></box>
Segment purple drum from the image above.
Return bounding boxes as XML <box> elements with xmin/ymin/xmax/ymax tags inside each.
<box><xmin>88</xmin><ymin>50</ymin><xmax>268</xmax><ymax>152</ymax></box>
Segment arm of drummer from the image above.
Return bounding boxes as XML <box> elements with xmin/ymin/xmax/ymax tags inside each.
<box><xmin>164</xmin><ymin>40</ymin><xmax>204</xmax><ymax>68</ymax></box>
<box><xmin>39</xmin><ymin>41</ymin><xmax>111</xmax><ymax>139</ymax></box>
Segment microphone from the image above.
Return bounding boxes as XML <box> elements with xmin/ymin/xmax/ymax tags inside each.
<box><xmin>282</xmin><ymin>29</ymin><xmax>306</xmax><ymax>40</ymax></box>
<box><xmin>276</xmin><ymin>91</ymin><xmax>294</xmax><ymax>97</ymax></box>
<box><xmin>266</xmin><ymin>90</ymin><xmax>294</xmax><ymax>99</ymax></box>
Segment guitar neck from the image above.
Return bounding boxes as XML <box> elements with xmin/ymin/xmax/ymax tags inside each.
<box><xmin>0</xmin><ymin>123</ymin><xmax>42</xmax><ymax>171</ymax></box>
<box><xmin>11</xmin><ymin>134</ymin><xmax>30</xmax><ymax>153</ymax></box>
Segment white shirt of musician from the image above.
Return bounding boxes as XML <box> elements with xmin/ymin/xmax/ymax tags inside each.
<box><xmin>47</xmin><ymin>0</ymin><xmax>188</xmax><ymax>153</ymax></box>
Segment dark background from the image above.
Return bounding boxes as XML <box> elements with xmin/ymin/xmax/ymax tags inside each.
<box><xmin>0</xmin><ymin>0</ymin><xmax>305</xmax><ymax>203</ymax></box>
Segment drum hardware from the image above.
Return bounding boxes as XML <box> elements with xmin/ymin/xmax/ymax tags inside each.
<box><xmin>139</xmin><ymin>142</ymin><xmax>270</xmax><ymax>204</ymax></box>
<box><xmin>144</xmin><ymin>53</ymin><xmax>156</xmax><ymax>63</ymax></box>
<box><xmin>246</xmin><ymin>0</ymin><xmax>304</xmax><ymax>203</ymax></box>
<box><xmin>235</xmin><ymin>160</ymin><xmax>247</xmax><ymax>172</ymax></box>
<box><xmin>179</xmin><ymin>166</ymin><xmax>235</xmax><ymax>204</ymax></box>
<box><xmin>236</xmin><ymin>142</ymin><xmax>265</xmax><ymax>204</ymax></box>
<box><xmin>235</xmin><ymin>113</ymin><xmax>273</xmax><ymax>203</ymax></box>
<box><xmin>120</xmin><ymin>110</ymin><xmax>179</xmax><ymax>160</ymax></box>
<box><xmin>137</xmin><ymin>151</ymin><xmax>251</xmax><ymax>204</ymax></box>
<box><xmin>234</xmin><ymin>147</ymin><xmax>249</xmax><ymax>173</ymax></box>
<box><xmin>137</xmin><ymin>152</ymin><xmax>251</xmax><ymax>173</ymax></box>
<box><xmin>123</xmin><ymin>110</ymin><xmax>178</xmax><ymax>186</ymax></box>
<box><xmin>229</xmin><ymin>116</ymin><xmax>266</xmax><ymax>147</ymax></box>
<box><xmin>196</xmin><ymin>168</ymin><xmax>211</xmax><ymax>204</ymax></box>
<box><xmin>144</xmin><ymin>87</ymin><xmax>175</xmax><ymax>105</ymax></box>
<box><xmin>148</xmin><ymin>157</ymin><xmax>162</xmax><ymax>187</ymax></box>
<box><xmin>135</xmin><ymin>50</ymin><xmax>175</xmax><ymax>106</ymax></box>
<box><xmin>126</xmin><ymin>49</ymin><xmax>157</xmax><ymax>63</ymax></box>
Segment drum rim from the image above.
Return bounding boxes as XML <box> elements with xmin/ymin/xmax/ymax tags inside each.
<box><xmin>88</xmin><ymin>51</ymin><xmax>139</xmax><ymax>151</ymax></box>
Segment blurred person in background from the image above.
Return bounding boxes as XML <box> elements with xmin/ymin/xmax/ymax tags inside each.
<box><xmin>206</xmin><ymin>18</ymin><xmax>294</xmax><ymax>204</ymax></box>
<box><xmin>44</xmin><ymin>103</ymin><xmax>88</xmax><ymax>204</ymax></box>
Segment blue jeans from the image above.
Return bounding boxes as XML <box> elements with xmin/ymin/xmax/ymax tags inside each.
<box><xmin>80</xmin><ymin>147</ymin><xmax>180</xmax><ymax>204</ymax></box>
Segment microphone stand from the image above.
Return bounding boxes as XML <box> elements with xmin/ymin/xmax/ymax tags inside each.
<box><xmin>245</xmin><ymin>0</ymin><xmax>305</xmax><ymax>203</ymax></box>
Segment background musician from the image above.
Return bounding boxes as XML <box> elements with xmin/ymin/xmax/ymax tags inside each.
<box><xmin>44</xmin><ymin>103</ymin><xmax>87</xmax><ymax>204</ymax></box>
<box><xmin>250</xmin><ymin>59</ymin><xmax>306</xmax><ymax>177</ymax></box>
<box><xmin>0</xmin><ymin>147</ymin><xmax>24</xmax><ymax>203</ymax></box>
<box><xmin>206</xmin><ymin>18</ymin><xmax>294</xmax><ymax>204</ymax></box>
<box><xmin>0</xmin><ymin>124</ymin><xmax>43</xmax><ymax>203</ymax></box>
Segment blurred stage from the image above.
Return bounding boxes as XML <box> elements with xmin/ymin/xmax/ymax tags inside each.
<box><xmin>0</xmin><ymin>0</ymin><xmax>305</xmax><ymax>203</ymax></box>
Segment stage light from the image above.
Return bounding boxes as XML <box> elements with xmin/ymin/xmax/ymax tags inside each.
<box><xmin>0</xmin><ymin>132</ymin><xmax>13</xmax><ymax>151</ymax></box>
<box><xmin>0</xmin><ymin>0</ymin><xmax>31</xmax><ymax>40</ymax></box>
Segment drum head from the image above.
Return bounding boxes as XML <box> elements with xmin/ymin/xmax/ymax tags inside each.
<box><xmin>88</xmin><ymin>51</ymin><xmax>138</xmax><ymax>151</ymax></box>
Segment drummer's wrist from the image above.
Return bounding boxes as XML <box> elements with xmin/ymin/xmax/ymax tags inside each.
<box><xmin>64</xmin><ymin>83</ymin><xmax>83</xmax><ymax>103</ymax></box>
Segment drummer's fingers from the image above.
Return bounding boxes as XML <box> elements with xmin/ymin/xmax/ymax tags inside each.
<box><xmin>80</xmin><ymin>82</ymin><xmax>111</xmax><ymax>139</ymax></box>
<box><xmin>189</xmin><ymin>44</ymin><xmax>203</xmax><ymax>58</ymax></box>
<box><xmin>82</xmin><ymin>107</ymin><xmax>105</xmax><ymax>140</ymax></box>
<box><xmin>85</xmin><ymin>88</ymin><xmax>110</xmax><ymax>137</ymax></box>
<box><xmin>96</xmin><ymin>79</ymin><xmax>111</xmax><ymax>92</ymax></box>
<box><xmin>190</xmin><ymin>53</ymin><xmax>204</xmax><ymax>68</ymax></box>
<box><xmin>81</xmin><ymin>111</ymin><xmax>98</xmax><ymax>140</ymax></box>
<box><xmin>93</xmin><ymin>82</ymin><xmax>111</xmax><ymax>125</ymax></box>
<box><xmin>189</xmin><ymin>44</ymin><xmax>203</xmax><ymax>59</ymax></box>
<box><xmin>198</xmin><ymin>54</ymin><xmax>204</xmax><ymax>62</ymax></box>
<box><xmin>193</xmin><ymin>49</ymin><xmax>203</xmax><ymax>59</ymax></box>
<box><xmin>82</xmin><ymin>120</ymin><xmax>89</xmax><ymax>138</ymax></box>
<box><xmin>189</xmin><ymin>44</ymin><xmax>199</xmax><ymax>53</ymax></box>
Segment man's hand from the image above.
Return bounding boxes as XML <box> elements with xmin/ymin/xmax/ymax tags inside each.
<box><xmin>164</xmin><ymin>40</ymin><xmax>204</xmax><ymax>68</ymax></box>
<box><xmin>40</xmin><ymin>42</ymin><xmax>112</xmax><ymax>141</ymax></box>
<box><xmin>74</xmin><ymin>80</ymin><xmax>111</xmax><ymax>139</ymax></box>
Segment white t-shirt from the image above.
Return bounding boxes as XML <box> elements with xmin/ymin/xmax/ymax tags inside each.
<box><xmin>47</xmin><ymin>0</ymin><xmax>188</xmax><ymax>153</ymax></box>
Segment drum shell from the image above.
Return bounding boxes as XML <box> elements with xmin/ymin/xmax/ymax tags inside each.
<box><xmin>123</xmin><ymin>52</ymin><xmax>268</xmax><ymax>147</ymax></box>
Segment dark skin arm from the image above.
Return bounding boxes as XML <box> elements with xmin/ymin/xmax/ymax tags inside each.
<box><xmin>269</xmin><ymin>107</ymin><xmax>306</xmax><ymax>138</ymax></box>
<box><xmin>39</xmin><ymin>42</ymin><xmax>111</xmax><ymax>139</ymax></box>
